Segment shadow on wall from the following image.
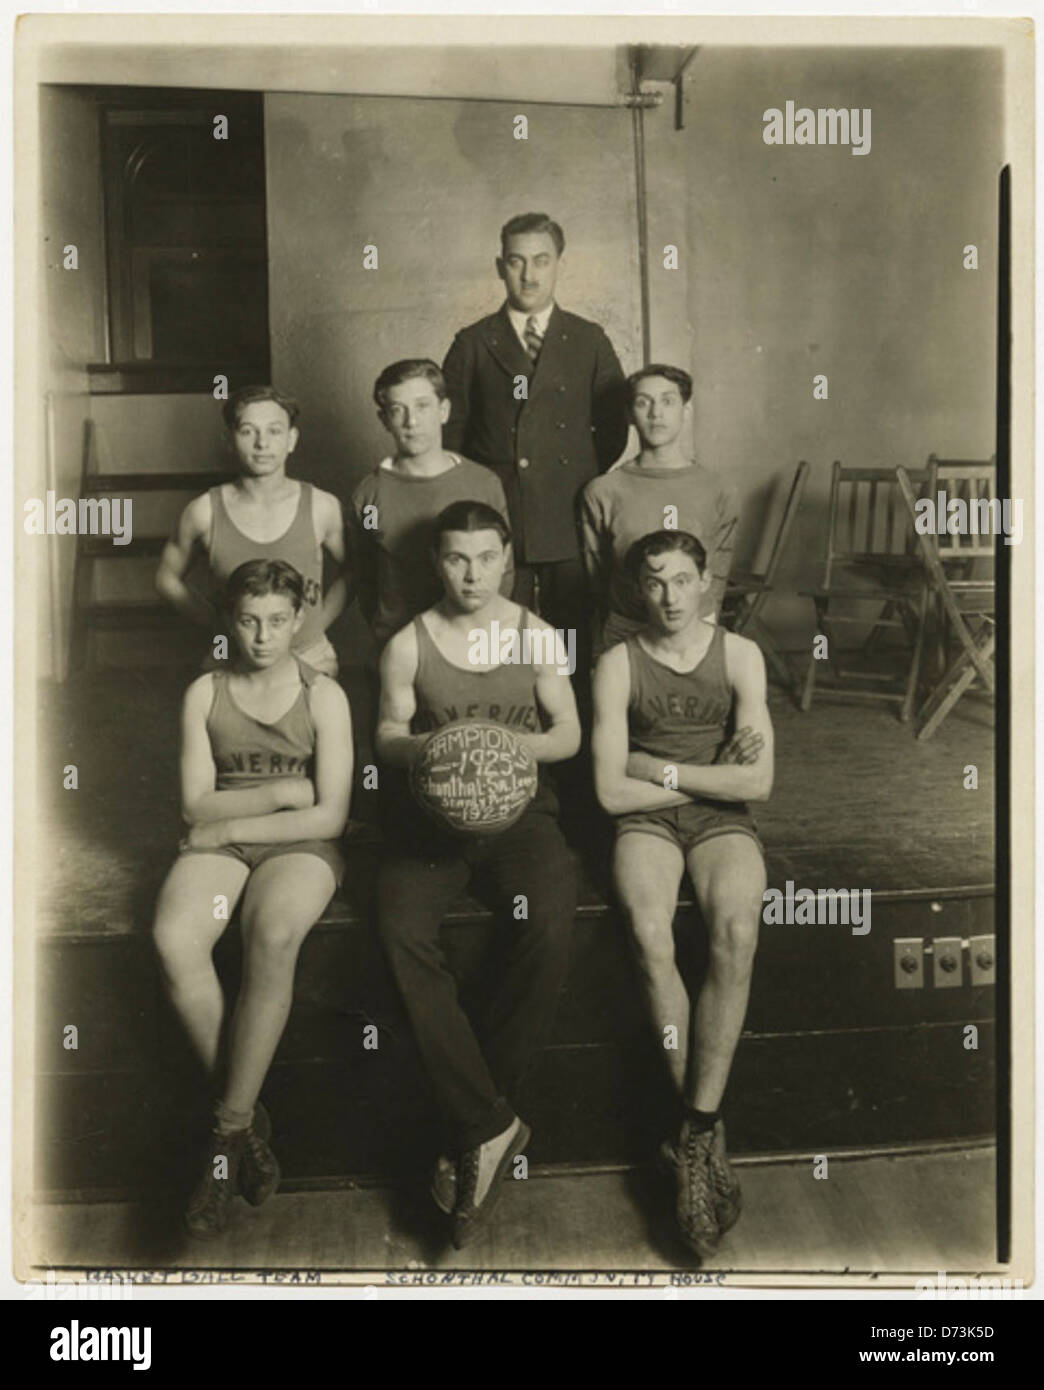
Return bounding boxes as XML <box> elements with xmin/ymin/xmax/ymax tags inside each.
<box><xmin>676</xmin><ymin>44</ymin><xmax>1001</xmax><ymax>605</ymax></box>
<box><xmin>265</xmin><ymin>95</ymin><xmax>644</xmax><ymax>506</ymax></box>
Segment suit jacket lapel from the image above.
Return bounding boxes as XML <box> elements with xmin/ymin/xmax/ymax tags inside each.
<box><xmin>482</xmin><ymin>304</ymin><xmax>533</xmax><ymax>380</ymax></box>
<box><xmin>528</xmin><ymin>303</ymin><xmax>567</xmax><ymax>393</ymax></box>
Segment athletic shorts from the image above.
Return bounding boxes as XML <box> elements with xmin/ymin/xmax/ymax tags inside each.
<box><xmin>616</xmin><ymin>800</ymin><xmax>763</xmax><ymax>858</ymax></box>
<box><xmin>180</xmin><ymin>837</ymin><xmax>345</xmax><ymax>882</ymax></box>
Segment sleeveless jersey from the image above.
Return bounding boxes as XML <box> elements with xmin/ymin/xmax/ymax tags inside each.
<box><xmin>412</xmin><ymin>608</ymin><xmax>544</xmax><ymax>737</ymax></box>
<box><xmin>626</xmin><ymin>624</ymin><xmax>732</xmax><ymax>766</ymax></box>
<box><xmin>410</xmin><ymin>607</ymin><xmax>557</xmax><ymax>812</ymax></box>
<box><xmin>209</xmin><ymin>482</ymin><xmax>324</xmax><ymax>650</ymax></box>
<box><xmin>206</xmin><ymin>658</ymin><xmax>320</xmax><ymax>790</ymax></box>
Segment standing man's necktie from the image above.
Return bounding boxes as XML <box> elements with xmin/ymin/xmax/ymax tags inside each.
<box><xmin>524</xmin><ymin>315</ymin><xmax>544</xmax><ymax>362</ymax></box>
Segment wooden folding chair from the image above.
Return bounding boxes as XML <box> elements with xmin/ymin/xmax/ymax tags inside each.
<box><xmin>721</xmin><ymin>459</ymin><xmax>809</xmax><ymax>696</ymax></box>
<box><xmin>799</xmin><ymin>462</ymin><xmax>931</xmax><ymax>721</ymax></box>
<box><xmin>896</xmin><ymin>458</ymin><xmax>996</xmax><ymax>740</ymax></box>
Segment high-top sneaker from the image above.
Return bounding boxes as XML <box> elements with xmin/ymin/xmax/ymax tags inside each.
<box><xmin>452</xmin><ymin>1119</ymin><xmax>531</xmax><ymax>1250</ymax></box>
<box><xmin>675</xmin><ymin>1121</ymin><xmax>720</xmax><ymax>1261</ymax></box>
<box><xmin>430</xmin><ymin>1154</ymin><xmax>457</xmax><ymax>1216</ymax></box>
<box><xmin>707</xmin><ymin>1119</ymin><xmax>742</xmax><ymax>1235</ymax></box>
<box><xmin>659</xmin><ymin>1124</ymin><xmax>741</xmax><ymax>1237</ymax></box>
<box><xmin>239</xmin><ymin>1101</ymin><xmax>280</xmax><ymax>1208</ymax></box>
<box><xmin>184</xmin><ymin>1128</ymin><xmax>247</xmax><ymax>1239</ymax></box>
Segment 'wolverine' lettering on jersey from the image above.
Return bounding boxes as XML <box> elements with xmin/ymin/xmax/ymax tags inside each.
<box><xmin>414</xmin><ymin>701</ymin><xmax>540</xmax><ymax>735</ymax></box>
<box><xmin>214</xmin><ymin>750</ymin><xmax>313</xmax><ymax>778</ymax></box>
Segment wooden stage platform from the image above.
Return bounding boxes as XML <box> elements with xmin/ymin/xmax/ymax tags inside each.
<box><xmin>33</xmin><ymin>665</ymin><xmax>997</xmax><ymax>1199</ymax></box>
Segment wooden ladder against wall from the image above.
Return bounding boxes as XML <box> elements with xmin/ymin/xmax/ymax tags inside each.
<box><xmin>68</xmin><ymin>418</ymin><xmax>227</xmax><ymax>672</ymax></box>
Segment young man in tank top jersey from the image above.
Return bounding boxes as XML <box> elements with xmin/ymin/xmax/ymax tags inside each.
<box><xmin>376</xmin><ymin>500</ymin><xmax>580</xmax><ymax>1249</ymax></box>
<box><xmin>152</xmin><ymin>559</ymin><xmax>353</xmax><ymax>1238</ymax></box>
<box><xmin>579</xmin><ymin>365</ymin><xmax>737</xmax><ymax>661</ymax></box>
<box><xmin>591</xmin><ymin>529</ymin><xmax>773</xmax><ymax>1260</ymax></box>
<box><xmin>346</xmin><ymin>359</ymin><xmax>515</xmax><ymax>650</ymax></box>
<box><xmin>156</xmin><ymin>386</ymin><xmax>348</xmax><ymax>676</ymax></box>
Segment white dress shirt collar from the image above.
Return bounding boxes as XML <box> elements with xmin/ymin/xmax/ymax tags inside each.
<box><xmin>505</xmin><ymin>301</ymin><xmax>555</xmax><ymax>350</ymax></box>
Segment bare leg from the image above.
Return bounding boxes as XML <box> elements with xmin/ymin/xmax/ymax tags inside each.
<box><xmin>685</xmin><ymin>835</ymin><xmax>765</xmax><ymax>1111</ymax></box>
<box><xmin>612</xmin><ymin>832</ymin><xmax>688</xmax><ymax>1094</ymax></box>
<box><xmin>222</xmin><ymin>855</ymin><xmax>336</xmax><ymax>1116</ymax></box>
<box><xmin>152</xmin><ymin>854</ymin><xmax>250</xmax><ymax>1073</ymax></box>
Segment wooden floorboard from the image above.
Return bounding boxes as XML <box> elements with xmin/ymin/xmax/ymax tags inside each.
<box><xmin>33</xmin><ymin>1146</ymin><xmax>997</xmax><ymax>1276</ymax></box>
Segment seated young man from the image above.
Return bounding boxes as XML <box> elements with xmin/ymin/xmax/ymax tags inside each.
<box><xmin>347</xmin><ymin>359</ymin><xmax>514</xmax><ymax>651</ymax></box>
<box><xmin>375</xmin><ymin>500</ymin><xmax>580</xmax><ymax>1249</ymax></box>
<box><xmin>579</xmin><ymin>364</ymin><xmax>738</xmax><ymax>661</ymax></box>
<box><xmin>156</xmin><ymin>385</ymin><xmax>348</xmax><ymax>676</ymax></box>
<box><xmin>591</xmin><ymin>529</ymin><xmax>773</xmax><ymax>1259</ymax></box>
<box><xmin>153</xmin><ymin>559</ymin><xmax>353</xmax><ymax>1238</ymax></box>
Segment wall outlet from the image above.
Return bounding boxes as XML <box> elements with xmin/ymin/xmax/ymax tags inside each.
<box><xmin>894</xmin><ymin>938</ymin><xmax>924</xmax><ymax>989</ymax></box>
<box><xmin>969</xmin><ymin>934</ymin><xmax>996</xmax><ymax>986</ymax></box>
<box><xmin>932</xmin><ymin>936</ymin><xmax>963</xmax><ymax>988</ymax></box>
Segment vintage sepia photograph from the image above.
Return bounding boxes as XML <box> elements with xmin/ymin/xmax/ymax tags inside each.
<box><xmin>12</xmin><ymin>13</ymin><xmax>1035</xmax><ymax>1297</ymax></box>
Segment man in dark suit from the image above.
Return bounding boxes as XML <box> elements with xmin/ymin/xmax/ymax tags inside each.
<box><xmin>442</xmin><ymin>212</ymin><xmax>629</xmax><ymax>638</ymax></box>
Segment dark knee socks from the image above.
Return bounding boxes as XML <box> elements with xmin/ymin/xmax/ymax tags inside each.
<box><xmin>683</xmin><ymin>1106</ymin><xmax>719</xmax><ymax>1135</ymax></box>
<box><xmin>214</xmin><ymin>1099</ymin><xmax>254</xmax><ymax>1135</ymax></box>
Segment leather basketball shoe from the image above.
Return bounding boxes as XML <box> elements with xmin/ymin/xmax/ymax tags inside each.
<box><xmin>452</xmin><ymin>1118</ymin><xmax>531</xmax><ymax>1250</ymax></box>
<box><xmin>707</xmin><ymin>1119</ymin><xmax>742</xmax><ymax>1235</ymax></box>
<box><xmin>659</xmin><ymin>1120</ymin><xmax>742</xmax><ymax>1237</ymax></box>
<box><xmin>184</xmin><ymin>1128</ymin><xmax>247</xmax><ymax>1239</ymax></box>
<box><xmin>239</xmin><ymin>1101</ymin><xmax>280</xmax><ymax>1208</ymax></box>
<box><xmin>430</xmin><ymin>1155</ymin><xmax>457</xmax><ymax>1216</ymax></box>
<box><xmin>675</xmin><ymin>1121</ymin><xmax>720</xmax><ymax>1261</ymax></box>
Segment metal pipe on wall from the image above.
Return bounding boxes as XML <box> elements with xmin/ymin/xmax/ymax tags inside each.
<box><xmin>629</xmin><ymin>48</ymin><xmax>652</xmax><ymax>365</ymax></box>
<box><xmin>44</xmin><ymin>390</ymin><xmax>65</xmax><ymax>680</ymax></box>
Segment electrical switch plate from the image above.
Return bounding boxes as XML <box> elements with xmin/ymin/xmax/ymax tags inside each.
<box><xmin>932</xmin><ymin>936</ymin><xmax>963</xmax><ymax>988</ymax></box>
<box><xmin>969</xmin><ymin>934</ymin><xmax>996</xmax><ymax>986</ymax></box>
<box><xmin>894</xmin><ymin>937</ymin><xmax>924</xmax><ymax>989</ymax></box>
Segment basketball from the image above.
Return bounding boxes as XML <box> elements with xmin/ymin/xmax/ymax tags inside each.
<box><xmin>410</xmin><ymin>719</ymin><xmax>538</xmax><ymax>836</ymax></box>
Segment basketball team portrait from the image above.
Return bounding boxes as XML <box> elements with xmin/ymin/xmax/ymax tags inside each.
<box><xmin>12</xmin><ymin>12</ymin><xmax>1034</xmax><ymax>1297</ymax></box>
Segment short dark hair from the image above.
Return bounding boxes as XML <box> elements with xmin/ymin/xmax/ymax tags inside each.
<box><xmin>225</xmin><ymin>559</ymin><xmax>305</xmax><ymax>614</ymax></box>
<box><xmin>500</xmin><ymin>212</ymin><xmax>565</xmax><ymax>258</ymax></box>
<box><xmin>627</xmin><ymin>364</ymin><xmax>693</xmax><ymax>406</ymax></box>
<box><xmin>222</xmin><ymin>385</ymin><xmax>300</xmax><ymax>431</ymax></box>
<box><xmin>373</xmin><ymin>358</ymin><xmax>447</xmax><ymax>410</ymax></box>
<box><xmin>432</xmin><ymin>499</ymin><xmax>512</xmax><ymax>550</ymax></box>
<box><xmin>625</xmin><ymin>529</ymin><xmax>707</xmax><ymax>580</ymax></box>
